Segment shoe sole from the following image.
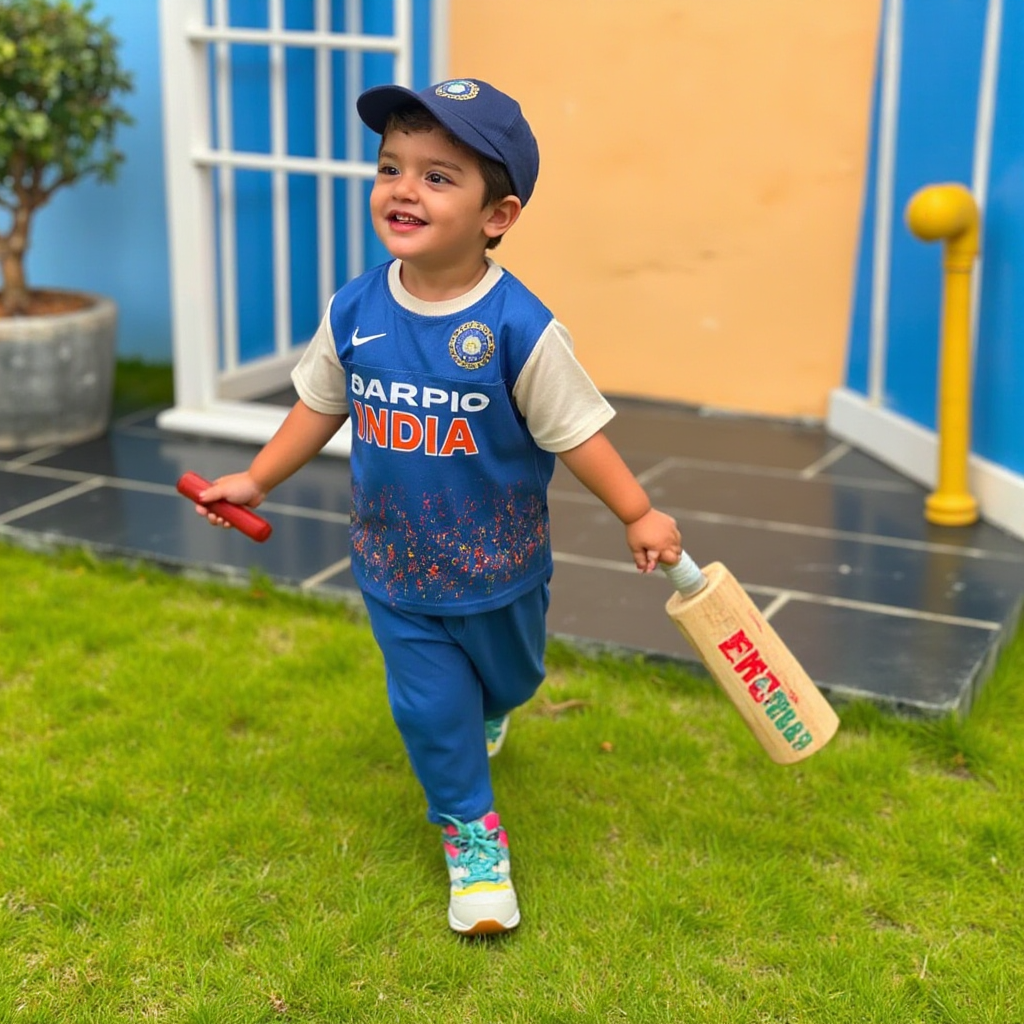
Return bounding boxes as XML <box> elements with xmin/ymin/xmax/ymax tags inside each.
<box><xmin>449</xmin><ymin>910</ymin><xmax>521</xmax><ymax>936</ymax></box>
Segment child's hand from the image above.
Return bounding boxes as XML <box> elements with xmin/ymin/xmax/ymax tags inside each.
<box><xmin>625</xmin><ymin>508</ymin><xmax>682</xmax><ymax>573</ymax></box>
<box><xmin>194</xmin><ymin>472</ymin><xmax>266</xmax><ymax>529</ymax></box>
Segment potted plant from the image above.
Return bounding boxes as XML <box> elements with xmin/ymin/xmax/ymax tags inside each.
<box><xmin>0</xmin><ymin>0</ymin><xmax>133</xmax><ymax>451</ymax></box>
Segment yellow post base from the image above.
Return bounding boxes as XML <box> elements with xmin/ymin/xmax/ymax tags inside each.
<box><xmin>925</xmin><ymin>491</ymin><xmax>979</xmax><ymax>526</ymax></box>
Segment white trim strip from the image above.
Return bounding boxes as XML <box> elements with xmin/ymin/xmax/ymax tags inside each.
<box><xmin>156</xmin><ymin>401</ymin><xmax>352</xmax><ymax>456</ymax></box>
<box><xmin>828</xmin><ymin>385</ymin><xmax>1024</xmax><ymax>541</ymax></box>
<box><xmin>0</xmin><ymin>479</ymin><xmax>106</xmax><ymax>525</ymax></box>
<box><xmin>3</xmin><ymin>445</ymin><xmax>65</xmax><ymax>468</ymax></box>
<box><xmin>552</xmin><ymin>486</ymin><xmax>1024</xmax><ymax>562</ymax></box>
<box><xmin>633</xmin><ymin>457</ymin><xmax>676</xmax><ymax>487</ymax></box>
<box><xmin>193</xmin><ymin>149</ymin><xmax>377</xmax><ymax>178</ymax></box>
<box><xmin>346</xmin><ymin>0</ymin><xmax>365</xmax><ymax>281</ymax></box>
<box><xmin>186</xmin><ymin>26</ymin><xmax>403</xmax><ymax>51</ymax></box>
<box><xmin>970</xmin><ymin>0</ymin><xmax>1003</xmax><ymax>359</ymax></box>
<box><xmin>430</xmin><ymin>0</ymin><xmax>448</xmax><ymax>81</ymax></box>
<box><xmin>1</xmin><ymin>466</ymin><xmax>349</xmax><ymax>517</ymax></box>
<box><xmin>868</xmin><ymin>0</ymin><xmax>903</xmax><ymax>405</ymax></box>
<box><xmin>213</xmin><ymin>0</ymin><xmax>239</xmax><ymax>375</ymax></box>
<box><xmin>636</xmin><ymin>453</ymin><xmax>917</xmax><ymax>494</ymax></box>
<box><xmin>315</xmin><ymin>0</ymin><xmax>335</xmax><ymax>311</ymax></box>
<box><xmin>800</xmin><ymin>442</ymin><xmax>851</xmax><ymax>479</ymax></box>
<box><xmin>394</xmin><ymin>0</ymin><xmax>413</xmax><ymax>86</ymax></box>
<box><xmin>551</xmin><ymin>552</ymin><xmax>1000</xmax><ymax>630</ymax></box>
<box><xmin>269</xmin><ymin>0</ymin><xmax>292</xmax><ymax>361</ymax></box>
<box><xmin>745</xmin><ymin>589</ymin><xmax>999</xmax><ymax>631</ymax></box>
<box><xmin>300</xmin><ymin>558</ymin><xmax>352</xmax><ymax>590</ymax></box>
<box><xmin>759</xmin><ymin>592</ymin><xmax>792</xmax><ymax>621</ymax></box>
<box><xmin>158</xmin><ymin>0</ymin><xmax>220</xmax><ymax>412</ymax></box>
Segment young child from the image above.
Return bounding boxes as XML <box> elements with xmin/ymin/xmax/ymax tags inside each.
<box><xmin>195</xmin><ymin>78</ymin><xmax>682</xmax><ymax>936</ymax></box>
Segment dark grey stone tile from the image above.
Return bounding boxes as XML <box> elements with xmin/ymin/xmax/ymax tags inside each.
<box><xmin>7</xmin><ymin>485</ymin><xmax>349</xmax><ymax>588</ymax></box>
<box><xmin>821</xmin><ymin>444</ymin><xmax>924</xmax><ymax>486</ymax></box>
<box><xmin>642</xmin><ymin>461</ymin><xmax>1024</xmax><ymax>556</ymax></box>
<box><xmin>4</xmin><ymin>397</ymin><xmax>1022</xmax><ymax>719</ymax></box>
<box><xmin>0</xmin><ymin>469</ymin><xmax>78</xmax><ymax>515</ymax></box>
<box><xmin>603</xmin><ymin>397</ymin><xmax>838</xmax><ymax>470</ymax></box>
<box><xmin>675</xmin><ymin>517</ymin><xmax>1021</xmax><ymax>626</ymax></box>
<box><xmin>548</xmin><ymin>557</ymin><xmax>774</xmax><ymax>662</ymax></box>
<box><xmin>34</xmin><ymin>431</ymin><xmax>352</xmax><ymax>514</ymax></box>
<box><xmin>769</xmin><ymin>597</ymin><xmax>1002</xmax><ymax>715</ymax></box>
<box><xmin>550</xmin><ymin>492</ymin><xmax>1019</xmax><ymax>633</ymax></box>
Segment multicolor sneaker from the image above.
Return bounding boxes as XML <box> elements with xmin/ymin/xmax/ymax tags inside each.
<box><xmin>441</xmin><ymin>811</ymin><xmax>520</xmax><ymax>935</ymax></box>
<box><xmin>485</xmin><ymin>714</ymin><xmax>510</xmax><ymax>758</ymax></box>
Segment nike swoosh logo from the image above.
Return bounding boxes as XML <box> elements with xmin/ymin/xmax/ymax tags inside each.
<box><xmin>352</xmin><ymin>328</ymin><xmax>387</xmax><ymax>346</ymax></box>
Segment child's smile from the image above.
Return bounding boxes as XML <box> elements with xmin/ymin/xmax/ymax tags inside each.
<box><xmin>388</xmin><ymin>211</ymin><xmax>427</xmax><ymax>232</ymax></box>
<box><xmin>370</xmin><ymin>125</ymin><xmax>502</xmax><ymax>294</ymax></box>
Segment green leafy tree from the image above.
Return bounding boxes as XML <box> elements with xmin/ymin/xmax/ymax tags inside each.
<box><xmin>0</xmin><ymin>0</ymin><xmax>133</xmax><ymax>315</ymax></box>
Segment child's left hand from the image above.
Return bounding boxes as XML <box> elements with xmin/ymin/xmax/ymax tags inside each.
<box><xmin>625</xmin><ymin>508</ymin><xmax>682</xmax><ymax>573</ymax></box>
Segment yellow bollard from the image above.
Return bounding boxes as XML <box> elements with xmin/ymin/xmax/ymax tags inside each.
<box><xmin>905</xmin><ymin>183</ymin><xmax>980</xmax><ymax>527</ymax></box>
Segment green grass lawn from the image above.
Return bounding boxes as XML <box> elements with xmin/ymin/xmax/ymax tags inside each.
<box><xmin>1</xmin><ymin>543</ymin><xmax>1022</xmax><ymax>1023</ymax></box>
<box><xmin>110</xmin><ymin>358</ymin><xmax>175</xmax><ymax>418</ymax></box>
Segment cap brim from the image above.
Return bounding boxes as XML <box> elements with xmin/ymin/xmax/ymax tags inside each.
<box><xmin>356</xmin><ymin>85</ymin><xmax>424</xmax><ymax>134</ymax></box>
<box><xmin>356</xmin><ymin>84</ymin><xmax>506</xmax><ymax>168</ymax></box>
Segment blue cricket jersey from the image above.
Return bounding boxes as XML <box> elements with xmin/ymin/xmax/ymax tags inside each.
<box><xmin>330</xmin><ymin>262</ymin><xmax>557</xmax><ymax>614</ymax></box>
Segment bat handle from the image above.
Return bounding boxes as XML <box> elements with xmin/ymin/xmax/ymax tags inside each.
<box><xmin>661</xmin><ymin>552</ymin><xmax>708</xmax><ymax>597</ymax></box>
<box><xmin>176</xmin><ymin>471</ymin><xmax>273</xmax><ymax>543</ymax></box>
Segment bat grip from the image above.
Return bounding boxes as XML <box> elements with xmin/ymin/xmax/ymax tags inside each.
<box><xmin>661</xmin><ymin>552</ymin><xmax>708</xmax><ymax>597</ymax></box>
<box><xmin>177</xmin><ymin>472</ymin><xmax>273</xmax><ymax>543</ymax></box>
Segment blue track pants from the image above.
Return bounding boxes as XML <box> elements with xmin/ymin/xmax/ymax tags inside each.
<box><xmin>363</xmin><ymin>582</ymin><xmax>549</xmax><ymax>824</ymax></box>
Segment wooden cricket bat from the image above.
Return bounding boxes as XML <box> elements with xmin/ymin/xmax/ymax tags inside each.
<box><xmin>663</xmin><ymin>555</ymin><xmax>839</xmax><ymax>764</ymax></box>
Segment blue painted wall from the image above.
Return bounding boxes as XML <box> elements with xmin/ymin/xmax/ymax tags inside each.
<box><xmin>885</xmin><ymin>1</ymin><xmax>985</xmax><ymax>428</ymax></box>
<box><xmin>27</xmin><ymin>0</ymin><xmax>170</xmax><ymax>364</ymax></box>
<box><xmin>847</xmin><ymin>0</ymin><xmax>1024</xmax><ymax>475</ymax></box>
<box><xmin>973</xmin><ymin>0</ymin><xmax>1024</xmax><ymax>469</ymax></box>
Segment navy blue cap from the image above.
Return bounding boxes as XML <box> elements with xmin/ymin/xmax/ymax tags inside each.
<box><xmin>357</xmin><ymin>79</ymin><xmax>540</xmax><ymax>206</ymax></box>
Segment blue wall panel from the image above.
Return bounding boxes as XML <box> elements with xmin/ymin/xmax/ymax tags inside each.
<box><xmin>973</xmin><ymin>0</ymin><xmax>1024</xmax><ymax>472</ymax></box>
<box><xmin>285</xmin><ymin>3</ymin><xmax>320</xmax><ymax>347</ymax></box>
<box><xmin>27</xmin><ymin>0</ymin><xmax>170</xmax><ymax>363</ymax></box>
<box><xmin>884</xmin><ymin>0</ymin><xmax>986</xmax><ymax>428</ymax></box>
<box><xmin>230</xmin><ymin>0</ymin><xmax>275</xmax><ymax>364</ymax></box>
<box><xmin>847</xmin><ymin>0</ymin><xmax>1024</xmax><ymax>484</ymax></box>
<box><xmin>846</xmin><ymin>28</ymin><xmax>884</xmax><ymax>397</ymax></box>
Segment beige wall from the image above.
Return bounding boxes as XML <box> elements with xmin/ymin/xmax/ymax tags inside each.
<box><xmin>449</xmin><ymin>0</ymin><xmax>880</xmax><ymax>418</ymax></box>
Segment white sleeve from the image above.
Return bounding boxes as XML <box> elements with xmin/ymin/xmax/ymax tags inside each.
<box><xmin>512</xmin><ymin>320</ymin><xmax>615</xmax><ymax>452</ymax></box>
<box><xmin>290</xmin><ymin>308</ymin><xmax>349</xmax><ymax>415</ymax></box>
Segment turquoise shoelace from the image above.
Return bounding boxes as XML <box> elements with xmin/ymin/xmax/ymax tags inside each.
<box><xmin>441</xmin><ymin>816</ymin><xmax>505</xmax><ymax>885</ymax></box>
<box><xmin>484</xmin><ymin>716</ymin><xmax>507</xmax><ymax>744</ymax></box>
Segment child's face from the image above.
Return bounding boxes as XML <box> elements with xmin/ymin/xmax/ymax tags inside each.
<box><xmin>370</xmin><ymin>126</ymin><xmax>501</xmax><ymax>272</ymax></box>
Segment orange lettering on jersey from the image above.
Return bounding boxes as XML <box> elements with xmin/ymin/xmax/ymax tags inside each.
<box><xmin>351</xmin><ymin>403</ymin><xmax>478</xmax><ymax>456</ymax></box>
<box><xmin>352</xmin><ymin>399</ymin><xmax>366</xmax><ymax>441</ymax></box>
<box><xmin>439</xmin><ymin>418</ymin><xmax>478</xmax><ymax>456</ymax></box>
<box><xmin>391</xmin><ymin>411</ymin><xmax>423</xmax><ymax>451</ymax></box>
<box><xmin>365</xmin><ymin>405</ymin><xmax>388</xmax><ymax>447</ymax></box>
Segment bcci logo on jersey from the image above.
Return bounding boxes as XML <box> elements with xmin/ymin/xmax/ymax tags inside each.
<box><xmin>449</xmin><ymin>321</ymin><xmax>495</xmax><ymax>370</ymax></box>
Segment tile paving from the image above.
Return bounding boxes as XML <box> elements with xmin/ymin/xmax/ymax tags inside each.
<box><xmin>3</xmin><ymin>395</ymin><xmax>1022</xmax><ymax>716</ymax></box>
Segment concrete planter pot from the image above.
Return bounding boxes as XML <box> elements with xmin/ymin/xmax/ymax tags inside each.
<box><xmin>0</xmin><ymin>293</ymin><xmax>117</xmax><ymax>452</ymax></box>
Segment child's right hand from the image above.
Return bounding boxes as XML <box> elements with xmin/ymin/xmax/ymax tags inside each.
<box><xmin>194</xmin><ymin>472</ymin><xmax>266</xmax><ymax>529</ymax></box>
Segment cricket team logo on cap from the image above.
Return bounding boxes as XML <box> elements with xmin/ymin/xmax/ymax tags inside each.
<box><xmin>435</xmin><ymin>79</ymin><xmax>480</xmax><ymax>102</ymax></box>
<box><xmin>449</xmin><ymin>321</ymin><xmax>494</xmax><ymax>370</ymax></box>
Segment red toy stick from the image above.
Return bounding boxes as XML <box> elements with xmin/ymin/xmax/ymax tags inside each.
<box><xmin>177</xmin><ymin>471</ymin><xmax>273</xmax><ymax>543</ymax></box>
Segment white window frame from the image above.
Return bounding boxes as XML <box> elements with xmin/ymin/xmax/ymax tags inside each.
<box><xmin>156</xmin><ymin>0</ymin><xmax>443</xmax><ymax>454</ymax></box>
